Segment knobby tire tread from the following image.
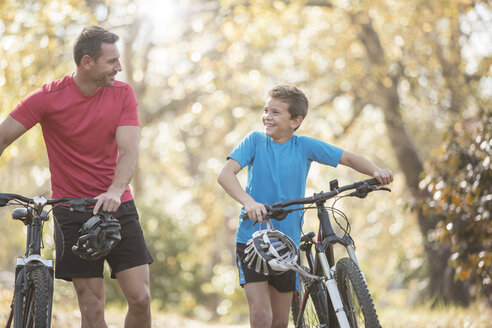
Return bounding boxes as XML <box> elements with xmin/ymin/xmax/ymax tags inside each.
<box><xmin>14</xmin><ymin>266</ymin><xmax>52</xmax><ymax>328</ymax></box>
<box><xmin>335</xmin><ymin>257</ymin><xmax>381</xmax><ymax>328</ymax></box>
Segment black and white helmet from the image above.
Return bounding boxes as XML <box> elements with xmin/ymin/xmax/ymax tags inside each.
<box><xmin>72</xmin><ymin>213</ymin><xmax>121</xmax><ymax>261</ymax></box>
<box><xmin>244</xmin><ymin>221</ymin><xmax>299</xmax><ymax>275</ymax></box>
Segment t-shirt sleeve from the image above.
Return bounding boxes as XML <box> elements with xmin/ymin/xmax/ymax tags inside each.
<box><xmin>118</xmin><ymin>85</ymin><xmax>139</xmax><ymax>127</ymax></box>
<box><xmin>303</xmin><ymin>136</ymin><xmax>343</xmax><ymax>167</ymax></box>
<box><xmin>227</xmin><ymin>131</ymin><xmax>257</xmax><ymax>168</ymax></box>
<box><xmin>9</xmin><ymin>88</ymin><xmax>45</xmax><ymax>130</ymax></box>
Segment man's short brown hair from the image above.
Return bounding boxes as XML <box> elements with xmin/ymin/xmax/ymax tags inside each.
<box><xmin>268</xmin><ymin>85</ymin><xmax>309</xmax><ymax>119</ymax></box>
<box><xmin>73</xmin><ymin>26</ymin><xmax>119</xmax><ymax>66</ymax></box>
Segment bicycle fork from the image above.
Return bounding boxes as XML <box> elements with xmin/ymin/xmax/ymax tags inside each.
<box><xmin>315</xmin><ymin>204</ymin><xmax>352</xmax><ymax>328</ymax></box>
<box><xmin>316</xmin><ymin>245</ymin><xmax>351</xmax><ymax>328</ymax></box>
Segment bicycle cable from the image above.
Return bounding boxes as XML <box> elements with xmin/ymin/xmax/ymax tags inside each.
<box><xmin>299</xmin><ymin>204</ymin><xmax>311</xmax><ymax>239</ymax></box>
<box><xmin>328</xmin><ymin>195</ymin><xmax>355</xmax><ymax>248</ymax></box>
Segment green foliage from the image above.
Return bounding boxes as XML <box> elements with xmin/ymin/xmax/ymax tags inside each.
<box><xmin>1</xmin><ymin>0</ymin><xmax>491</xmax><ymax>321</ymax></box>
<box><xmin>418</xmin><ymin>111</ymin><xmax>491</xmax><ymax>301</ymax></box>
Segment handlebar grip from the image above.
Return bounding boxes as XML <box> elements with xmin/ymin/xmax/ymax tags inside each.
<box><xmin>240</xmin><ymin>203</ymin><xmax>272</xmax><ymax>221</ymax></box>
<box><xmin>0</xmin><ymin>193</ymin><xmax>33</xmax><ymax>206</ymax></box>
<box><xmin>59</xmin><ymin>197</ymin><xmax>98</xmax><ymax>212</ymax></box>
<box><xmin>364</xmin><ymin>177</ymin><xmax>380</xmax><ymax>185</ymax></box>
<box><xmin>240</xmin><ymin>213</ymin><xmax>262</xmax><ymax>225</ymax></box>
<box><xmin>0</xmin><ymin>195</ymin><xmax>9</xmax><ymax>207</ymax></box>
<box><xmin>240</xmin><ymin>203</ymin><xmax>276</xmax><ymax>222</ymax></box>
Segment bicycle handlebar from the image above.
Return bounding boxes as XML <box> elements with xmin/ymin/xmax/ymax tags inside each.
<box><xmin>273</xmin><ymin>177</ymin><xmax>383</xmax><ymax>208</ymax></box>
<box><xmin>0</xmin><ymin>193</ymin><xmax>97</xmax><ymax>211</ymax></box>
<box><xmin>241</xmin><ymin>177</ymin><xmax>390</xmax><ymax>221</ymax></box>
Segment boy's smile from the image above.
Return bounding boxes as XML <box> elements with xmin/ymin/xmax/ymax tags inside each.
<box><xmin>263</xmin><ymin>97</ymin><xmax>302</xmax><ymax>144</ymax></box>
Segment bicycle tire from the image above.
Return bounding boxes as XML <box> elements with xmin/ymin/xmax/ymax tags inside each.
<box><xmin>335</xmin><ymin>257</ymin><xmax>381</xmax><ymax>328</ymax></box>
<box><xmin>292</xmin><ymin>268</ymin><xmax>330</xmax><ymax>327</ymax></box>
<box><xmin>14</xmin><ymin>266</ymin><xmax>53</xmax><ymax>328</ymax></box>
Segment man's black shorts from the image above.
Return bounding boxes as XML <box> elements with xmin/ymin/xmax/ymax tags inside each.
<box><xmin>53</xmin><ymin>200</ymin><xmax>153</xmax><ymax>281</ymax></box>
<box><xmin>236</xmin><ymin>242</ymin><xmax>297</xmax><ymax>293</ymax></box>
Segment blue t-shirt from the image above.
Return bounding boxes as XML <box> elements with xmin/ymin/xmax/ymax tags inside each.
<box><xmin>228</xmin><ymin>131</ymin><xmax>343</xmax><ymax>246</ymax></box>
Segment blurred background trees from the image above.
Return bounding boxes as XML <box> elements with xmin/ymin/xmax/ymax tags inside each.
<box><xmin>418</xmin><ymin>111</ymin><xmax>491</xmax><ymax>303</ymax></box>
<box><xmin>0</xmin><ymin>0</ymin><xmax>490</xmax><ymax>323</ymax></box>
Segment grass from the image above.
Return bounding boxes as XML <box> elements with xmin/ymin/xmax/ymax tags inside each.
<box><xmin>378</xmin><ymin>302</ymin><xmax>491</xmax><ymax>328</ymax></box>
<box><xmin>1</xmin><ymin>286</ymin><xmax>490</xmax><ymax>327</ymax></box>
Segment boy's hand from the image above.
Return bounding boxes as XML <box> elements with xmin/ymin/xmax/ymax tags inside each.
<box><xmin>244</xmin><ymin>201</ymin><xmax>267</xmax><ymax>222</ymax></box>
<box><xmin>373</xmin><ymin>168</ymin><xmax>394</xmax><ymax>185</ymax></box>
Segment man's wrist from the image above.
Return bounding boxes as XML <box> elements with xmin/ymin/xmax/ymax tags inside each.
<box><xmin>107</xmin><ymin>184</ymin><xmax>126</xmax><ymax>197</ymax></box>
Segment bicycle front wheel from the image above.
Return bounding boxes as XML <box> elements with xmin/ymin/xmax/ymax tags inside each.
<box><xmin>14</xmin><ymin>266</ymin><xmax>53</xmax><ymax>328</ymax></box>
<box><xmin>292</xmin><ymin>270</ymin><xmax>330</xmax><ymax>327</ymax></box>
<box><xmin>335</xmin><ymin>257</ymin><xmax>381</xmax><ymax>328</ymax></box>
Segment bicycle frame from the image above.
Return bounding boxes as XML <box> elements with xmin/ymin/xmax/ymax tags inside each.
<box><xmin>302</xmin><ymin>201</ymin><xmax>357</xmax><ymax>328</ymax></box>
<box><xmin>244</xmin><ymin>178</ymin><xmax>387</xmax><ymax>327</ymax></box>
<box><xmin>6</xmin><ymin>196</ymin><xmax>54</xmax><ymax>328</ymax></box>
<box><xmin>289</xmin><ymin>178</ymin><xmax>388</xmax><ymax>328</ymax></box>
<box><xmin>1</xmin><ymin>194</ymin><xmax>97</xmax><ymax>328</ymax></box>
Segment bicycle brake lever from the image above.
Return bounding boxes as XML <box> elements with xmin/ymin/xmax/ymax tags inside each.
<box><xmin>349</xmin><ymin>185</ymin><xmax>391</xmax><ymax>198</ymax></box>
<box><xmin>348</xmin><ymin>191</ymin><xmax>368</xmax><ymax>199</ymax></box>
<box><xmin>374</xmin><ymin>186</ymin><xmax>391</xmax><ymax>192</ymax></box>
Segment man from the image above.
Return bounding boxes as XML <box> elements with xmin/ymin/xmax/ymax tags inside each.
<box><xmin>0</xmin><ymin>26</ymin><xmax>153</xmax><ymax>328</ymax></box>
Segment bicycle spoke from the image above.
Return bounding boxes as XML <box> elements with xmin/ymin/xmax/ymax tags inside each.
<box><xmin>292</xmin><ymin>272</ymin><xmax>330</xmax><ymax>328</ymax></box>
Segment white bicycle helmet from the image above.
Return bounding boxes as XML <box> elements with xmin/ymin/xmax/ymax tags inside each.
<box><xmin>244</xmin><ymin>221</ymin><xmax>299</xmax><ymax>275</ymax></box>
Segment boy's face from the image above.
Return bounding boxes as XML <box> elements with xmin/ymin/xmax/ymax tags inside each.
<box><xmin>263</xmin><ymin>97</ymin><xmax>302</xmax><ymax>144</ymax></box>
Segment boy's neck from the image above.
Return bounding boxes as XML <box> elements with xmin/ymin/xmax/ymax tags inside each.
<box><xmin>270</xmin><ymin>133</ymin><xmax>294</xmax><ymax>144</ymax></box>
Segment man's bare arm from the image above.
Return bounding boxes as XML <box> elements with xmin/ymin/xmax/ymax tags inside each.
<box><xmin>93</xmin><ymin>125</ymin><xmax>140</xmax><ymax>214</ymax></box>
<box><xmin>0</xmin><ymin>116</ymin><xmax>28</xmax><ymax>157</ymax></box>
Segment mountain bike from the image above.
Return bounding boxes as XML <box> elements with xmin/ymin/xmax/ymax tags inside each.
<box><xmin>0</xmin><ymin>193</ymin><xmax>96</xmax><ymax>328</ymax></box>
<box><xmin>249</xmin><ymin>178</ymin><xmax>390</xmax><ymax>328</ymax></box>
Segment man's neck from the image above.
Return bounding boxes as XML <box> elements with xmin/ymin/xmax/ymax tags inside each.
<box><xmin>73</xmin><ymin>71</ymin><xmax>100</xmax><ymax>96</ymax></box>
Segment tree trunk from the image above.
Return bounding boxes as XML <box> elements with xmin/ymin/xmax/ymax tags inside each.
<box><xmin>353</xmin><ymin>11</ymin><xmax>471</xmax><ymax>305</ymax></box>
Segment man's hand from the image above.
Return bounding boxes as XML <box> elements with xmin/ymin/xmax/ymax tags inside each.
<box><xmin>93</xmin><ymin>190</ymin><xmax>123</xmax><ymax>214</ymax></box>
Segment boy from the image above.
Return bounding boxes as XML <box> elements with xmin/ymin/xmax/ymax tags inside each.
<box><xmin>217</xmin><ymin>85</ymin><xmax>393</xmax><ymax>328</ymax></box>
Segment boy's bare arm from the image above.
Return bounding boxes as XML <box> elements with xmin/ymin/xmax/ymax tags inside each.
<box><xmin>339</xmin><ymin>150</ymin><xmax>393</xmax><ymax>185</ymax></box>
<box><xmin>217</xmin><ymin>159</ymin><xmax>267</xmax><ymax>221</ymax></box>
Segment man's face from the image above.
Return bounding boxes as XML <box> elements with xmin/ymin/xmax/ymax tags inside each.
<box><xmin>90</xmin><ymin>42</ymin><xmax>122</xmax><ymax>87</ymax></box>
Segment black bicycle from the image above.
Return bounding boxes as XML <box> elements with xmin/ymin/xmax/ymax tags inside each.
<box><xmin>251</xmin><ymin>178</ymin><xmax>389</xmax><ymax>328</ymax></box>
<box><xmin>1</xmin><ymin>193</ymin><xmax>96</xmax><ymax>328</ymax></box>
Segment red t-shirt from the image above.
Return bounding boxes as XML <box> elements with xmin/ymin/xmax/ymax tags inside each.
<box><xmin>10</xmin><ymin>75</ymin><xmax>139</xmax><ymax>202</ymax></box>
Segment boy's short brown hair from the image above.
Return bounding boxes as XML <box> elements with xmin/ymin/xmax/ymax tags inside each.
<box><xmin>268</xmin><ymin>85</ymin><xmax>309</xmax><ymax>119</ymax></box>
<box><xmin>73</xmin><ymin>26</ymin><xmax>119</xmax><ymax>66</ymax></box>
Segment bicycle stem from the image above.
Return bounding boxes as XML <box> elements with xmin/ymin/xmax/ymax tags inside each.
<box><xmin>317</xmin><ymin>202</ymin><xmax>339</xmax><ymax>238</ymax></box>
<box><xmin>29</xmin><ymin>217</ymin><xmax>43</xmax><ymax>255</ymax></box>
